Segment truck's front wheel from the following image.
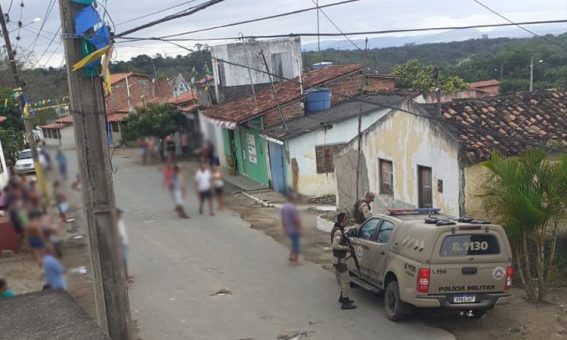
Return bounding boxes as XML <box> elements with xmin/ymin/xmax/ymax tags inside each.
<box><xmin>384</xmin><ymin>280</ymin><xmax>412</xmax><ymax>321</ymax></box>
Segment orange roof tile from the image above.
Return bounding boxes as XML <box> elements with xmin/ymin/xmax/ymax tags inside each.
<box><xmin>203</xmin><ymin>64</ymin><xmax>363</xmax><ymax>123</ymax></box>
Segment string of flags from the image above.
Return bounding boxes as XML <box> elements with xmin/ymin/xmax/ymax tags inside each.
<box><xmin>69</xmin><ymin>0</ymin><xmax>113</xmax><ymax>94</ymax></box>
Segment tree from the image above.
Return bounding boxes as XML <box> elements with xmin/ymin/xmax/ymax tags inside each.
<box><xmin>0</xmin><ymin>127</ymin><xmax>24</xmax><ymax>163</ymax></box>
<box><xmin>123</xmin><ymin>103</ymin><xmax>186</xmax><ymax>142</ymax></box>
<box><xmin>482</xmin><ymin>149</ymin><xmax>567</xmax><ymax>303</ymax></box>
<box><xmin>391</xmin><ymin>60</ymin><xmax>468</xmax><ymax>92</ymax></box>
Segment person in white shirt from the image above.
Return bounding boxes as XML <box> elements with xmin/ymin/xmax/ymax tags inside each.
<box><xmin>116</xmin><ymin>209</ymin><xmax>133</xmax><ymax>283</ymax></box>
<box><xmin>195</xmin><ymin>162</ymin><xmax>213</xmax><ymax>216</ymax></box>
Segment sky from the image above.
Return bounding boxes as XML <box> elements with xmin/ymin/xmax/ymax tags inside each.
<box><xmin>4</xmin><ymin>0</ymin><xmax>567</xmax><ymax>68</ymax></box>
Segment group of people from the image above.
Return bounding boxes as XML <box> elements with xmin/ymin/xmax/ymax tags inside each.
<box><xmin>162</xmin><ymin>162</ymin><xmax>225</xmax><ymax>219</ymax></box>
<box><xmin>0</xmin><ymin>175</ymin><xmax>69</xmax><ymax>297</ymax></box>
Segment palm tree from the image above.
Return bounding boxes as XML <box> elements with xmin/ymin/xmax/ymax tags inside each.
<box><xmin>483</xmin><ymin>148</ymin><xmax>567</xmax><ymax>303</ymax></box>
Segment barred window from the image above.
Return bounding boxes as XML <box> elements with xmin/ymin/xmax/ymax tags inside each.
<box><xmin>379</xmin><ymin>159</ymin><xmax>393</xmax><ymax>195</ymax></box>
<box><xmin>315</xmin><ymin>144</ymin><xmax>343</xmax><ymax>174</ymax></box>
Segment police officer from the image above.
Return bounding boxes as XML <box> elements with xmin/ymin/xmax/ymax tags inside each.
<box><xmin>331</xmin><ymin>212</ymin><xmax>357</xmax><ymax>310</ymax></box>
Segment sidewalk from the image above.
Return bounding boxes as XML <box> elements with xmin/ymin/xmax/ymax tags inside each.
<box><xmin>222</xmin><ymin>170</ymin><xmax>335</xmax><ymax>211</ymax></box>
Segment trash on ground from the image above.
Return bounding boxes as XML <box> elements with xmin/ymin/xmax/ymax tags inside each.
<box><xmin>211</xmin><ymin>288</ymin><xmax>232</xmax><ymax>296</ymax></box>
<box><xmin>70</xmin><ymin>266</ymin><xmax>87</xmax><ymax>275</ymax></box>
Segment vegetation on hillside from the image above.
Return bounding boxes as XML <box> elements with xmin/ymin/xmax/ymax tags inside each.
<box><xmin>304</xmin><ymin>33</ymin><xmax>567</xmax><ymax>93</ymax></box>
<box><xmin>1</xmin><ymin>34</ymin><xmax>565</xmax><ymax>104</ymax></box>
<box><xmin>391</xmin><ymin>60</ymin><xmax>468</xmax><ymax>92</ymax></box>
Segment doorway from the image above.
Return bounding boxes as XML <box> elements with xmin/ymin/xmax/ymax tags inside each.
<box><xmin>417</xmin><ymin>166</ymin><xmax>433</xmax><ymax>208</ymax></box>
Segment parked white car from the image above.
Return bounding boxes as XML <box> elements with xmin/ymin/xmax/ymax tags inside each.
<box><xmin>14</xmin><ymin>149</ymin><xmax>35</xmax><ymax>174</ymax></box>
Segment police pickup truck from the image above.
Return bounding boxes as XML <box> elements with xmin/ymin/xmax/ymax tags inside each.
<box><xmin>345</xmin><ymin>209</ymin><xmax>513</xmax><ymax>321</ymax></box>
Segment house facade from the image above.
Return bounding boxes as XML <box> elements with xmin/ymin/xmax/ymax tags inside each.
<box><xmin>264</xmin><ymin>95</ymin><xmax>404</xmax><ymax>196</ymax></box>
<box><xmin>335</xmin><ymin>89</ymin><xmax>567</xmax><ymax>219</ymax></box>
<box><xmin>210</xmin><ymin>37</ymin><xmax>303</xmax><ymax>104</ymax></box>
<box><xmin>334</xmin><ymin>100</ymin><xmax>462</xmax><ymax>217</ymax></box>
<box><xmin>201</xmin><ymin>64</ymin><xmax>367</xmax><ymax>191</ymax></box>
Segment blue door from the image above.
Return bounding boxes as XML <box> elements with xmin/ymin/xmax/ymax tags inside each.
<box><xmin>268</xmin><ymin>142</ymin><xmax>286</xmax><ymax>193</ymax></box>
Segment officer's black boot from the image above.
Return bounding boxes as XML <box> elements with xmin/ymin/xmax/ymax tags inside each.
<box><xmin>341</xmin><ymin>300</ymin><xmax>357</xmax><ymax>310</ymax></box>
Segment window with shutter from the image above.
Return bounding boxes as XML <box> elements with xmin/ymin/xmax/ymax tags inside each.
<box><xmin>379</xmin><ymin>159</ymin><xmax>393</xmax><ymax>195</ymax></box>
<box><xmin>315</xmin><ymin>144</ymin><xmax>343</xmax><ymax>174</ymax></box>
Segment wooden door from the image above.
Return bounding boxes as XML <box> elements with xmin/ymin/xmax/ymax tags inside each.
<box><xmin>418</xmin><ymin>166</ymin><xmax>433</xmax><ymax>208</ymax></box>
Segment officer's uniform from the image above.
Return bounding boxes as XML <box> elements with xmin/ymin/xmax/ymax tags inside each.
<box><xmin>331</xmin><ymin>226</ymin><xmax>352</xmax><ymax>305</ymax></box>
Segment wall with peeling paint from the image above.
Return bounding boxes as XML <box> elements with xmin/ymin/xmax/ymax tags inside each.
<box><xmin>336</xmin><ymin>104</ymin><xmax>462</xmax><ymax>217</ymax></box>
<box><xmin>284</xmin><ymin>108</ymin><xmax>390</xmax><ymax>196</ymax></box>
<box><xmin>464</xmin><ymin>164</ymin><xmax>493</xmax><ymax>220</ymax></box>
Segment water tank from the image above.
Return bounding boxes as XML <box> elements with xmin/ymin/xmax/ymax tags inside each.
<box><xmin>312</xmin><ymin>62</ymin><xmax>333</xmax><ymax>70</ymax></box>
<box><xmin>304</xmin><ymin>88</ymin><xmax>332</xmax><ymax>113</ymax></box>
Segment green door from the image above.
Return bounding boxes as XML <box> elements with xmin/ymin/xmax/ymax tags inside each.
<box><xmin>238</xmin><ymin>127</ymin><xmax>269</xmax><ymax>186</ymax></box>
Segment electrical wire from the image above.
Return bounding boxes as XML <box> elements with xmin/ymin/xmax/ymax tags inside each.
<box><xmin>159</xmin><ymin>38</ymin><xmax>565</xmax><ymax>153</ymax></box>
<box><xmin>33</xmin><ymin>26</ymin><xmax>61</xmax><ymax>67</ymax></box>
<box><xmin>115</xmin><ymin>0</ymin><xmax>200</xmax><ymax>27</ymax></box>
<box><xmin>28</xmin><ymin>0</ymin><xmax>56</xmax><ymax>52</ymax></box>
<box><xmin>116</xmin><ymin>18</ymin><xmax>567</xmax><ymax>42</ymax></box>
<box><xmin>115</xmin><ymin>0</ymin><xmax>226</xmax><ymax>38</ymax></box>
<box><xmin>156</xmin><ymin>0</ymin><xmax>359</xmax><ymax>39</ymax></box>
<box><xmin>14</xmin><ymin>0</ymin><xmax>24</xmax><ymax>48</ymax></box>
<box><xmin>309</xmin><ymin>0</ymin><xmax>363</xmax><ymax>53</ymax></box>
<box><xmin>473</xmin><ymin>0</ymin><xmax>567</xmax><ymax>51</ymax></box>
<box><xmin>6</xmin><ymin>0</ymin><xmax>14</xmax><ymax>14</ymax></box>
<box><xmin>42</xmin><ymin>42</ymin><xmax>62</xmax><ymax>68</ymax></box>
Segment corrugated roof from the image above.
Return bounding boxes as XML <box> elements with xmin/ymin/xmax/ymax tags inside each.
<box><xmin>202</xmin><ymin>64</ymin><xmax>364</xmax><ymax>124</ymax></box>
<box><xmin>428</xmin><ymin>89</ymin><xmax>567</xmax><ymax>164</ymax></box>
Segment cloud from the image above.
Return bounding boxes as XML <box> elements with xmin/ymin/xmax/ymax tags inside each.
<box><xmin>14</xmin><ymin>0</ymin><xmax>567</xmax><ymax>68</ymax></box>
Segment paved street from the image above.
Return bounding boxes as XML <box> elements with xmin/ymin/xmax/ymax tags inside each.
<box><xmin>88</xmin><ymin>152</ymin><xmax>454</xmax><ymax>340</ymax></box>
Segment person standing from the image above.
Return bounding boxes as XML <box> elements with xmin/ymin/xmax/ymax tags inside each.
<box><xmin>211</xmin><ymin>165</ymin><xmax>224</xmax><ymax>210</ymax></box>
<box><xmin>42</xmin><ymin>246</ymin><xmax>67</xmax><ymax>290</ymax></box>
<box><xmin>172</xmin><ymin>165</ymin><xmax>189</xmax><ymax>219</ymax></box>
<box><xmin>53</xmin><ymin>181</ymin><xmax>69</xmax><ymax>223</ymax></box>
<box><xmin>281</xmin><ymin>193</ymin><xmax>302</xmax><ymax>265</ymax></box>
<box><xmin>116</xmin><ymin>209</ymin><xmax>133</xmax><ymax>283</ymax></box>
<box><xmin>25</xmin><ymin>209</ymin><xmax>46</xmax><ymax>268</ymax></box>
<box><xmin>195</xmin><ymin>162</ymin><xmax>213</xmax><ymax>216</ymax></box>
<box><xmin>353</xmin><ymin>192</ymin><xmax>375</xmax><ymax>224</ymax></box>
<box><xmin>55</xmin><ymin>149</ymin><xmax>68</xmax><ymax>181</ymax></box>
<box><xmin>331</xmin><ymin>212</ymin><xmax>357</xmax><ymax>310</ymax></box>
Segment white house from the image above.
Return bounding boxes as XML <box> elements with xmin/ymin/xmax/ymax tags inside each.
<box><xmin>264</xmin><ymin>94</ymin><xmax>406</xmax><ymax>196</ymax></box>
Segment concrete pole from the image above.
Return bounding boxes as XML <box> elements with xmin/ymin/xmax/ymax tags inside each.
<box><xmin>57</xmin><ymin>1</ymin><xmax>130</xmax><ymax>339</ymax></box>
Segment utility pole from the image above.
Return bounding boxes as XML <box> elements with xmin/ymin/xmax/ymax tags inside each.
<box><xmin>316</xmin><ymin>0</ymin><xmax>321</xmax><ymax>63</ymax></box>
<box><xmin>57</xmin><ymin>1</ymin><xmax>130</xmax><ymax>339</ymax></box>
<box><xmin>0</xmin><ymin>4</ymin><xmax>50</xmax><ymax>205</ymax></box>
<box><xmin>260</xmin><ymin>49</ymin><xmax>287</xmax><ymax>132</ymax></box>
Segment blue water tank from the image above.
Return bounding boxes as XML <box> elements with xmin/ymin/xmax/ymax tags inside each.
<box><xmin>304</xmin><ymin>88</ymin><xmax>332</xmax><ymax>113</ymax></box>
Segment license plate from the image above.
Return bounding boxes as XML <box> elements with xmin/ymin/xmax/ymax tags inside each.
<box><xmin>453</xmin><ymin>295</ymin><xmax>476</xmax><ymax>303</ymax></box>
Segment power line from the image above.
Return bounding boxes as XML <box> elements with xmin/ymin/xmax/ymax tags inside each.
<box><xmin>116</xmin><ymin>18</ymin><xmax>567</xmax><ymax>42</ymax></box>
<box><xmin>163</xmin><ymin>39</ymin><xmax>564</xmax><ymax>153</ymax></box>
<box><xmin>115</xmin><ymin>0</ymin><xmax>200</xmax><ymax>26</ymax></box>
<box><xmin>14</xmin><ymin>0</ymin><xmax>24</xmax><ymax>47</ymax></box>
<box><xmin>115</xmin><ymin>0</ymin><xmax>226</xmax><ymax>38</ymax></box>
<box><xmin>6</xmin><ymin>0</ymin><xmax>14</xmax><ymax>15</ymax></box>
<box><xmin>472</xmin><ymin>0</ymin><xmax>567</xmax><ymax>51</ymax></box>
<box><xmin>28</xmin><ymin>0</ymin><xmax>56</xmax><ymax>52</ymax></box>
<box><xmin>156</xmin><ymin>0</ymin><xmax>359</xmax><ymax>39</ymax></box>
<box><xmin>33</xmin><ymin>26</ymin><xmax>60</xmax><ymax>67</ymax></box>
<box><xmin>310</xmin><ymin>0</ymin><xmax>363</xmax><ymax>53</ymax></box>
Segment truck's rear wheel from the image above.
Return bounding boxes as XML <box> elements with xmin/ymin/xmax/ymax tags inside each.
<box><xmin>384</xmin><ymin>280</ymin><xmax>412</xmax><ymax>321</ymax></box>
